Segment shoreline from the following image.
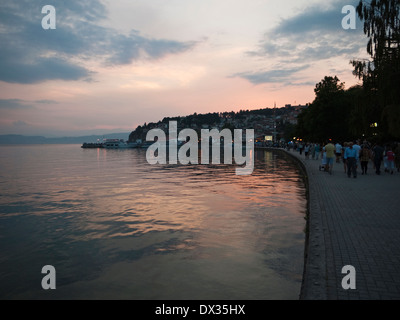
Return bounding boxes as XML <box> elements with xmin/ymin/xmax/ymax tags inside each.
<box><xmin>277</xmin><ymin>148</ymin><xmax>327</xmax><ymax>300</ymax></box>
<box><xmin>259</xmin><ymin>147</ymin><xmax>325</xmax><ymax>299</ymax></box>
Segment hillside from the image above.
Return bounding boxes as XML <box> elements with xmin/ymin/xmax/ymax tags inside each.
<box><xmin>128</xmin><ymin>105</ymin><xmax>306</xmax><ymax>142</ymax></box>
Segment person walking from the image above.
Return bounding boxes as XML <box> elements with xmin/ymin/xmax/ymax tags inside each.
<box><xmin>314</xmin><ymin>143</ymin><xmax>321</xmax><ymax>160</ymax></box>
<box><xmin>386</xmin><ymin>147</ymin><xmax>395</xmax><ymax>175</ymax></box>
<box><xmin>383</xmin><ymin>145</ymin><xmax>390</xmax><ymax>173</ymax></box>
<box><xmin>304</xmin><ymin>143</ymin><xmax>310</xmax><ymax>159</ymax></box>
<box><xmin>325</xmin><ymin>140</ymin><xmax>335</xmax><ymax>174</ymax></box>
<box><xmin>320</xmin><ymin>148</ymin><xmax>328</xmax><ymax>172</ymax></box>
<box><xmin>311</xmin><ymin>143</ymin><xmax>316</xmax><ymax>160</ymax></box>
<box><xmin>298</xmin><ymin>142</ymin><xmax>304</xmax><ymax>155</ymax></box>
<box><xmin>360</xmin><ymin>144</ymin><xmax>371</xmax><ymax>175</ymax></box>
<box><xmin>353</xmin><ymin>140</ymin><xmax>361</xmax><ymax>154</ymax></box>
<box><xmin>372</xmin><ymin>143</ymin><xmax>384</xmax><ymax>175</ymax></box>
<box><xmin>353</xmin><ymin>140</ymin><xmax>361</xmax><ymax>174</ymax></box>
<box><xmin>335</xmin><ymin>142</ymin><xmax>342</xmax><ymax>163</ymax></box>
<box><xmin>342</xmin><ymin>142</ymin><xmax>348</xmax><ymax>173</ymax></box>
<box><xmin>344</xmin><ymin>142</ymin><xmax>358</xmax><ymax>178</ymax></box>
<box><xmin>395</xmin><ymin>143</ymin><xmax>400</xmax><ymax>173</ymax></box>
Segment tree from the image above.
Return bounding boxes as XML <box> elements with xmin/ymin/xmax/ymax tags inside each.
<box><xmin>352</xmin><ymin>0</ymin><xmax>400</xmax><ymax>138</ymax></box>
<box><xmin>314</xmin><ymin>76</ymin><xmax>345</xmax><ymax>98</ymax></box>
<box><xmin>296</xmin><ymin>76</ymin><xmax>352</xmax><ymax>142</ymax></box>
<box><xmin>283</xmin><ymin>122</ymin><xmax>296</xmax><ymax>143</ymax></box>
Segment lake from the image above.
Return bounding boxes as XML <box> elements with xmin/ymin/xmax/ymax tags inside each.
<box><xmin>0</xmin><ymin>144</ymin><xmax>306</xmax><ymax>299</ymax></box>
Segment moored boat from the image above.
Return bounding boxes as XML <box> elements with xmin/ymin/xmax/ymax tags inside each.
<box><xmin>103</xmin><ymin>139</ymin><xmax>131</xmax><ymax>149</ymax></box>
<box><xmin>81</xmin><ymin>142</ymin><xmax>104</xmax><ymax>148</ymax></box>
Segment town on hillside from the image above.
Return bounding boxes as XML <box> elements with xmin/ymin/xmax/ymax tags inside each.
<box><xmin>128</xmin><ymin>104</ymin><xmax>309</xmax><ymax>145</ymax></box>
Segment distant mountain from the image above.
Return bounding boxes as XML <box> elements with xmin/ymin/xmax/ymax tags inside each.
<box><xmin>0</xmin><ymin>133</ymin><xmax>130</xmax><ymax>144</ymax></box>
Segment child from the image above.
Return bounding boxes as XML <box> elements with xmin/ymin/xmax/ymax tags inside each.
<box><xmin>319</xmin><ymin>149</ymin><xmax>327</xmax><ymax>172</ymax></box>
<box><xmin>386</xmin><ymin>147</ymin><xmax>395</xmax><ymax>174</ymax></box>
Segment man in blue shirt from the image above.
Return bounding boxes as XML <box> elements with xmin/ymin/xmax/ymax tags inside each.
<box><xmin>344</xmin><ymin>142</ymin><xmax>359</xmax><ymax>178</ymax></box>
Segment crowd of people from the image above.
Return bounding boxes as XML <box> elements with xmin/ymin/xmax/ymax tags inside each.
<box><xmin>288</xmin><ymin>139</ymin><xmax>400</xmax><ymax>178</ymax></box>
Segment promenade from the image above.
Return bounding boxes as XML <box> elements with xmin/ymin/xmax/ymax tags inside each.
<box><xmin>282</xmin><ymin>148</ymin><xmax>400</xmax><ymax>300</ymax></box>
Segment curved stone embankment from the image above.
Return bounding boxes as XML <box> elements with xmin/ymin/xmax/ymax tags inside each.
<box><xmin>278</xmin><ymin>149</ymin><xmax>327</xmax><ymax>300</ymax></box>
<box><xmin>266</xmin><ymin>148</ymin><xmax>327</xmax><ymax>299</ymax></box>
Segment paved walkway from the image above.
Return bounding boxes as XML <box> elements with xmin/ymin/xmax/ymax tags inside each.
<box><xmin>281</xmin><ymin>148</ymin><xmax>400</xmax><ymax>300</ymax></box>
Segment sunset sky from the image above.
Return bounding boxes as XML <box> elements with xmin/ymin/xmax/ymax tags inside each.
<box><xmin>0</xmin><ymin>0</ymin><xmax>368</xmax><ymax>137</ymax></box>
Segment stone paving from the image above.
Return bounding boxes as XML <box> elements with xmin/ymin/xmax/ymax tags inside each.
<box><xmin>281</xmin><ymin>148</ymin><xmax>400</xmax><ymax>300</ymax></box>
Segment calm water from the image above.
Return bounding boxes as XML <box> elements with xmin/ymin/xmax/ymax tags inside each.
<box><xmin>0</xmin><ymin>144</ymin><xmax>306</xmax><ymax>299</ymax></box>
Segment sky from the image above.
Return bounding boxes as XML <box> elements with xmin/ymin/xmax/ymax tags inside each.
<box><xmin>0</xmin><ymin>0</ymin><xmax>369</xmax><ymax>137</ymax></box>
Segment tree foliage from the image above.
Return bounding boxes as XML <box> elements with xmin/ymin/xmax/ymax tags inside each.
<box><xmin>296</xmin><ymin>76</ymin><xmax>354</xmax><ymax>142</ymax></box>
<box><xmin>351</xmin><ymin>0</ymin><xmax>400</xmax><ymax>139</ymax></box>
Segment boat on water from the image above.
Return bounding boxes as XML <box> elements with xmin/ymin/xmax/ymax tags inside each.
<box><xmin>81</xmin><ymin>142</ymin><xmax>104</xmax><ymax>148</ymax></box>
<box><xmin>103</xmin><ymin>139</ymin><xmax>132</xmax><ymax>149</ymax></box>
<box><xmin>81</xmin><ymin>139</ymin><xmax>141</xmax><ymax>149</ymax></box>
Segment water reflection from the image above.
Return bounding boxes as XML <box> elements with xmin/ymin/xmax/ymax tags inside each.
<box><xmin>0</xmin><ymin>145</ymin><xmax>306</xmax><ymax>299</ymax></box>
